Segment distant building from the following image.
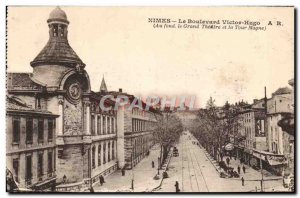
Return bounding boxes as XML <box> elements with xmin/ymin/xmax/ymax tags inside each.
<box><xmin>237</xmin><ymin>99</ymin><xmax>267</xmax><ymax>167</ymax></box>
<box><xmin>266</xmin><ymin>86</ymin><xmax>293</xmax><ymax>175</ymax></box>
<box><xmin>6</xmin><ymin>95</ymin><xmax>58</xmax><ymax>191</ymax></box>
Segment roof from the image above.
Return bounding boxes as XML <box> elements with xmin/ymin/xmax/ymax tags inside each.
<box><xmin>30</xmin><ymin>37</ymin><xmax>84</xmax><ymax>67</ymax></box>
<box><xmin>30</xmin><ymin>7</ymin><xmax>84</xmax><ymax>68</ymax></box>
<box><xmin>6</xmin><ymin>95</ymin><xmax>57</xmax><ymax>116</ymax></box>
<box><xmin>48</xmin><ymin>7</ymin><xmax>68</xmax><ymax>23</ymax></box>
<box><xmin>7</xmin><ymin>73</ymin><xmax>44</xmax><ymax>91</ymax></box>
<box><xmin>272</xmin><ymin>87</ymin><xmax>292</xmax><ymax>96</ymax></box>
<box><xmin>100</xmin><ymin>76</ymin><xmax>108</xmax><ymax>92</ymax></box>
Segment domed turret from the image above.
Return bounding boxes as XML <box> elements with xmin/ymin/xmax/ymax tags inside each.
<box><xmin>30</xmin><ymin>7</ymin><xmax>84</xmax><ymax>68</ymax></box>
<box><xmin>48</xmin><ymin>6</ymin><xmax>68</xmax><ymax>23</ymax></box>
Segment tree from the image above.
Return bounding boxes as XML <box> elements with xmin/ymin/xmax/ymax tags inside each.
<box><xmin>153</xmin><ymin>110</ymin><xmax>183</xmax><ymax>166</ymax></box>
<box><xmin>190</xmin><ymin>97</ymin><xmax>242</xmax><ymax>162</ymax></box>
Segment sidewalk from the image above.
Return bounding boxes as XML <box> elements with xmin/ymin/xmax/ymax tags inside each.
<box><xmin>93</xmin><ymin>144</ymin><xmax>163</xmax><ymax>192</ymax></box>
<box><xmin>222</xmin><ymin>156</ymin><xmax>281</xmax><ymax>181</ymax></box>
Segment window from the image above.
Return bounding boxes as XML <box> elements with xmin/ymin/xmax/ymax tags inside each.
<box><xmin>112</xmin><ymin>141</ymin><xmax>115</xmax><ymax>160</ymax></box>
<box><xmin>91</xmin><ymin>115</ymin><xmax>95</xmax><ymax>135</ymax></box>
<box><xmin>98</xmin><ymin>145</ymin><xmax>101</xmax><ymax>166</ymax></box>
<box><xmin>97</xmin><ymin>116</ymin><xmax>101</xmax><ymax>135</ymax></box>
<box><xmin>48</xmin><ymin>151</ymin><xmax>53</xmax><ymax>174</ymax></box>
<box><xmin>12</xmin><ymin>159</ymin><xmax>19</xmax><ymax>182</ymax></box>
<box><xmin>92</xmin><ymin>147</ymin><xmax>96</xmax><ymax>169</ymax></box>
<box><xmin>38</xmin><ymin>119</ymin><xmax>44</xmax><ymax>143</ymax></box>
<box><xmin>108</xmin><ymin>142</ymin><xmax>111</xmax><ymax>162</ymax></box>
<box><xmin>103</xmin><ymin>143</ymin><xmax>106</xmax><ymax>164</ymax></box>
<box><xmin>103</xmin><ymin>116</ymin><xmax>106</xmax><ymax>134</ymax></box>
<box><xmin>26</xmin><ymin>118</ymin><xmax>33</xmax><ymax>144</ymax></box>
<box><xmin>48</xmin><ymin>120</ymin><xmax>53</xmax><ymax>142</ymax></box>
<box><xmin>38</xmin><ymin>152</ymin><xmax>43</xmax><ymax>179</ymax></box>
<box><xmin>25</xmin><ymin>155</ymin><xmax>32</xmax><ymax>185</ymax></box>
<box><xmin>12</xmin><ymin>118</ymin><xmax>20</xmax><ymax>143</ymax></box>
<box><xmin>107</xmin><ymin>117</ymin><xmax>110</xmax><ymax>134</ymax></box>
<box><xmin>111</xmin><ymin>118</ymin><xmax>114</xmax><ymax>133</ymax></box>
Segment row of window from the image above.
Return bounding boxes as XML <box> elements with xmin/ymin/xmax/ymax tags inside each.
<box><xmin>91</xmin><ymin>141</ymin><xmax>115</xmax><ymax>169</ymax></box>
<box><xmin>132</xmin><ymin>119</ymin><xmax>156</xmax><ymax>132</ymax></box>
<box><xmin>12</xmin><ymin>117</ymin><xmax>54</xmax><ymax>144</ymax></box>
<box><xmin>91</xmin><ymin>115</ymin><xmax>115</xmax><ymax>136</ymax></box>
<box><xmin>132</xmin><ymin>119</ymin><xmax>146</xmax><ymax>132</ymax></box>
<box><xmin>12</xmin><ymin>150</ymin><xmax>55</xmax><ymax>185</ymax></box>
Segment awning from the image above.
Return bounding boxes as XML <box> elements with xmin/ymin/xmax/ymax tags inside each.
<box><xmin>224</xmin><ymin>143</ymin><xmax>234</xmax><ymax>151</ymax></box>
<box><xmin>267</xmin><ymin>158</ymin><xmax>287</xmax><ymax>166</ymax></box>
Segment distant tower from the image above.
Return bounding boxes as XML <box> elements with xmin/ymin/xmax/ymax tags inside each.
<box><xmin>100</xmin><ymin>75</ymin><xmax>108</xmax><ymax>92</ymax></box>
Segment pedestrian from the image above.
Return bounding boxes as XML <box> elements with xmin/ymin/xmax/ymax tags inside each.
<box><xmin>99</xmin><ymin>175</ymin><xmax>105</xmax><ymax>186</ymax></box>
<box><xmin>241</xmin><ymin>177</ymin><xmax>244</xmax><ymax>186</ymax></box>
<box><xmin>175</xmin><ymin>181</ymin><xmax>180</xmax><ymax>193</ymax></box>
<box><xmin>90</xmin><ymin>186</ymin><xmax>94</xmax><ymax>192</ymax></box>
<box><xmin>237</xmin><ymin>165</ymin><xmax>241</xmax><ymax>174</ymax></box>
<box><xmin>122</xmin><ymin>169</ymin><xmax>125</xmax><ymax>176</ymax></box>
<box><xmin>242</xmin><ymin>165</ymin><xmax>246</xmax><ymax>174</ymax></box>
<box><xmin>152</xmin><ymin>161</ymin><xmax>155</xmax><ymax>168</ymax></box>
<box><xmin>226</xmin><ymin>157</ymin><xmax>230</xmax><ymax>166</ymax></box>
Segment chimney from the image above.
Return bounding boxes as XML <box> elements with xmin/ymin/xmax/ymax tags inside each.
<box><xmin>264</xmin><ymin>86</ymin><xmax>267</xmax><ymax>114</ymax></box>
<box><xmin>119</xmin><ymin>88</ymin><xmax>122</xmax><ymax>93</ymax></box>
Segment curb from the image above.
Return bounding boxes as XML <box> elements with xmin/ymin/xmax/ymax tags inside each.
<box><xmin>151</xmin><ymin>148</ymin><xmax>173</xmax><ymax>192</ymax></box>
<box><xmin>202</xmin><ymin>149</ymin><xmax>221</xmax><ymax>173</ymax></box>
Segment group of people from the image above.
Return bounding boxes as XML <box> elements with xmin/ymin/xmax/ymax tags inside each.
<box><xmin>223</xmin><ymin>157</ymin><xmax>248</xmax><ymax>186</ymax></box>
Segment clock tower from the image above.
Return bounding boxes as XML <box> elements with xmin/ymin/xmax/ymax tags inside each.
<box><xmin>30</xmin><ymin>7</ymin><xmax>93</xmax><ymax>186</ymax></box>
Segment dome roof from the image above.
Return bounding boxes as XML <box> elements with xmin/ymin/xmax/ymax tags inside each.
<box><xmin>30</xmin><ymin>38</ymin><xmax>84</xmax><ymax>67</ymax></box>
<box><xmin>48</xmin><ymin>7</ymin><xmax>68</xmax><ymax>23</ymax></box>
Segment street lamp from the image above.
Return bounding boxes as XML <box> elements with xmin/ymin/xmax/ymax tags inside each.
<box><xmin>260</xmin><ymin>152</ymin><xmax>264</xmax><ymax>192</ymax></box>
<box><xmin>157</xmin><ymin>157</ymin><xmax>160</xmax><ymax>175</ymax></box>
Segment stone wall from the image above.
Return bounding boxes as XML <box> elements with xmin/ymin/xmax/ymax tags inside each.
<box><xmin>63</xmin><ymin>99</ymin><xmax>83</xmax><ymax>136</ymax></box>
<box><xmin>56</xmin><ymin>144</ymin><xmax>84</xmax><ymax>183</ymax></box>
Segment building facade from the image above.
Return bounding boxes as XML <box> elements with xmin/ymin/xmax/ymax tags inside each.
<box><xmin>6</xmin><ymin>95</ymin><xmax>58</xmax><ymax>191</ymax></box>
<box><xmin>266</xmin><ymin>87</ymin><xmax>293</xmax><ymax>175</ymax></box>
<box><xmin>7</xmin><ymin>7</ymin><xmax>158</xmax><ymax>191</ymax></box>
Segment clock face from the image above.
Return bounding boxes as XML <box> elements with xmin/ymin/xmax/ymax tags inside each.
<box><xmin>67</xmin><ymin>83</ymin><xmax>82</xmax><ymax>103</ymax></box>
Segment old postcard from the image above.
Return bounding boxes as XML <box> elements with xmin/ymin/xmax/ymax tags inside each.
<box><xmin>6</xmin><ymin>6</ymin><xmax>294</xmax><ymax>193</ymax></box>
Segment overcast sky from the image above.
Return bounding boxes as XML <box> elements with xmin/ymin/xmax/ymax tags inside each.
<box><xmin>7</xmin><ymin>7</ymin><xmax>294</xmax><ymax>107</ymax></box>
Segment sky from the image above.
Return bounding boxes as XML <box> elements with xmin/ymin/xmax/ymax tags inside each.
<box><xmin>6</xmin><ymin>7</ymin><xmax>294</xmax><ymax>108</ymax></box>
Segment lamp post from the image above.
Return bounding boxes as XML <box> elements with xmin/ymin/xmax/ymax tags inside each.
<box><xmin>260</xmin><ymin>152</ymin><xmax>264</xmax><ymax>192</ymax></box>
<box><xmin>157</xmin><ymin>157</ymin><xmax>160</xmax><ymax>175</ymax></box>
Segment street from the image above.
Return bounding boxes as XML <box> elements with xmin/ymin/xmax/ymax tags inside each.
<box><xmin>92</xmin><ymin>131</ymin><xmax>288</xmax><ymax>193</ymax></box>
<box><xmin>155</xmin><ymin>131</ymin><xmax>287</xmax><ymax>192</ymax></box>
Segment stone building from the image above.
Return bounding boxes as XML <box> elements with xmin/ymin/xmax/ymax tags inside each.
<box><xmin>109</xmin><ymin>90</ymin><xmax>158</xmax><ymax>169</ymax></box>
<box><xmin>6</xmin><ymin>95</ymin><xmax>58</xmax><ymax>191</ymax></box>
<box><xmin>7</xmin><ymin>7</ymin><xmax>159</xmax><ymax>191</ymax></box>
<box><xmin>236</xmin><ymin>99</ymin><xmax>267</xmax><ymax>166</ymax></box>
<box><xmin>266</xmin><ymin>87</ymin><xmax>293</xmax><ymax>175</ymax></box>
<box><xmin>7</xmin><ymin>7</ymin><xmax>118</xmax><ymax>191</ymax></box>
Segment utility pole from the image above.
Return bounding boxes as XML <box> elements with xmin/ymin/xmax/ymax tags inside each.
<box><xmin>157</xmin><ymin>157</ymin><xmax>160</xmax><ymax>175</ymax></box>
